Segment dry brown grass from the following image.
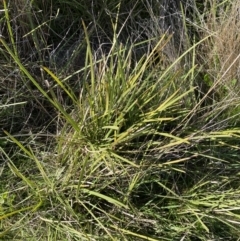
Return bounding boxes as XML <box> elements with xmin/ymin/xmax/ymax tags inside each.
<box><xmin>197</xmin><ymin>1</ymin><xmax>240</xmax><ymax>99</ymax></box>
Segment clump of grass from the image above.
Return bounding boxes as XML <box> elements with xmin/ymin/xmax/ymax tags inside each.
<box><xmin>1</xmin><ymin>0</ymin><xmax>240</xmax><ymax>240</ymax></box>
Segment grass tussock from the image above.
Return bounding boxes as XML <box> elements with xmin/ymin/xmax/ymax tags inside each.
<box><xmin>1</xmin><ymin>0</ymin><xmax>240</xmax><ymax>240</ymax></box>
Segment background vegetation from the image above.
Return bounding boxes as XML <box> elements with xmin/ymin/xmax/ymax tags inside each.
<box><xmin>1</xmin><ymin>0</ymin><xmax>240</xmax><ymax>240</ymax></box>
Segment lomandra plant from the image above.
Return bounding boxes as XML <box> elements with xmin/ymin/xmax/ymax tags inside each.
<box><xmin>52</xmin><ymin>26</ymin><xmax>194</xmax><ymax>239</ymax></box>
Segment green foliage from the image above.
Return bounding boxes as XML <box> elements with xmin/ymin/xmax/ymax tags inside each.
<box><xmin>1</xmin><ymin>0</ymin><xmax>240</xmax><ymax>240</ymax></box>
